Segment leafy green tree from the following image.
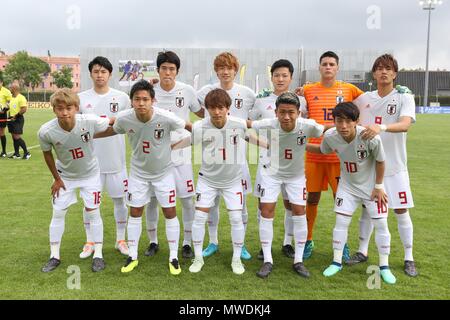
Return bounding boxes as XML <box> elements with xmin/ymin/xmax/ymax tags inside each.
<box><xmin>51</xmin><ymin>66</ymin><xmax>73</xmax><ymax>89</ymax></box>
<box><xmin>4</xmin><ymin>51</ymin><xmax>50</xmax><ymax>90</ymax></box>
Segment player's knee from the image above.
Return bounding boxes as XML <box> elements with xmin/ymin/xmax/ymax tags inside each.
<box><xmin>162</xmin><ymin>207</ymin><xmax>176</xmax><ymax>219</ymax></box>
<box><xmin>228</xmin><ymin>210</ymin><xmax>243</xmax><ymax>226</ymax></box>
<box><xmin>130</xmin><ymin>206</ymin><xmax>144</xmax><ymax>217</ymax></box>
<box><xmin>394</xmin><ymin>208</ymin><xmax>407</xmax><ymax>214</ymax></box>
<box><xmin>307</xmin><ymin>192</ymin><xmax>321</xmax><ymax>205</ymax></box>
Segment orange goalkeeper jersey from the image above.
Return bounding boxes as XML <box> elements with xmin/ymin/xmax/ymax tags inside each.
<box><xmin>304</xmin><ymin>81</ymin><xmax>363</xmax><ymax>163</ymax></box>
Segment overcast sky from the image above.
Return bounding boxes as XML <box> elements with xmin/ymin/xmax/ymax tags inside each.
<box><xmin>3</xmin><ymin>0</ymin><xmax>449</xmax><ymax>70</ymax></box>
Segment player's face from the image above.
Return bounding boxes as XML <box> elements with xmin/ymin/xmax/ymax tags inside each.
<box><xmin>216</xmin><ymin>66</ymin><xmax>237</xmax><ymax>85</ymax></box>
<box><xmin>132</xmin><ymin>90</ymin><xmax>154</xmax><ymax>116</ymax></box>
<box><xmin>319</xmin><ymin>57</ymin><xmax>339</xmax><ymax>80</ymax></box>
<box><xmin>207</xmin><ymin>104</ymin><xmax>229</xmax><ymax>128</ymax></box>
<box><xmin>53</xmin><ymin>103</ymin><xmax>79</xmax><ymax>126</ymax></box>
<box><xmin>158</xmin><ymin>62</ymin><xmax>178</xmax><ymax>87</ymax></box>
<box><xmin>90</xmin><ymin>65</ymin><xmax>111</xmax><ymax>87</ymax></box>
<box><xmin>276</xmin><ymin>103</ymin><xmax>300</xmax><ymax>132</ymax></box>
<box><xmin>373</xmin><ymin>64</ymin><xmax>397</xmax><ymax>86</ymax></box>
<box><xmin>272</xmin><ymin>67</ymin><xmax>292</xmax><ymax>93</ymax></box>
<box><xmin>334</xmin><ymin>116</ymin><xmax>357</xmax><ymax>140</ymax></box>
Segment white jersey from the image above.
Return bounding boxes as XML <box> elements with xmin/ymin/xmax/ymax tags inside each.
<box><xmin>38</xmin><ymin>114</ymin><xmax>109</xmax><ymax>180</ymax></box>
<box><xmin>197</xmin><ymin>82</ymin><xmax>256</xmax><ymax>120</ymax></box>
<box><xmin>192</xmin><ymin>116</ymin><xmax>247</xmax><ymax>189</ymax></box>
<box><xmin>154</xmin><ymin>81</ymin><xmax>201</xmax><ymax>166</ymax></box>
<box><xmin>252</xmin><ymin>118</ymin><xmax>324</xmax><ymax>179</ymax></box>
<box><xmin>354</xmin><ymin>89</ymin><xmax>416</xmax><ymax>177</ymax></box>
<box><xmin>321</xmin><ymin>126</ymin><xmax>385</xmax><ymax>199</ymax></box>
<box><xmin>113</xmin><ymin>107</ymin><xmax>186</xmax><ymax>182</ymax></box>
<box><xmin>78</xmin><ymin>88</ymin><xmax>131</xmax><ymax>173</ymax></box>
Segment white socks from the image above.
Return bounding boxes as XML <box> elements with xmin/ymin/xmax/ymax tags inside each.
<box><xmin>229</xmin><ymin>210</ymin><xmax>244</xmax><ymax>259</ymax></box>
<box><xmin>180</xmin><ymin>197</ymin><xmax>194</xmax><ymax>247</ymax></box>
<box><xmin>165</xmin><ymin>216</ymin><xmax>180</xmax><ymax>261</ymax></box>
<box><xmin>49</xmin><ymin>209</ymin><xmax>67</xmax><ymax>260</ymax></box>
<box><xmin>128</xmin><ymin>216</ymin><xmax>142</xmax><ymax>260</ymax></box>
<box><xmin>259</xmin><ymin>217</ymin><xmax>274</xmax><ymax>264</ymax></box>
<box><xmin>284</xmin><ymin>209</ymin><xmax>294</xmax><ymax>246</ymax></box>
<box><xmin>87</xmin><ymin>208</ymin><xmax>104</xmax><ymax>259</ymax></box>
<box><xmin>145</xmin><ymin>197</ymin><xmax>159</xmax><ymax>244</ymax></box>
<box><xmin>396</xmin><ymin>211</ymin><xmax>414</xmax><ymax>261</ymax></box>
<box><xmin>372</xmin><ymin>218</ymin><xmax>391</xmax><ymax>267</ymax></box>
<box><xmin>207</xmin><ymin>197</ymin><xmax>220</xmax><ymax>245</ymax></box>
<box><xmin>113</xmin><ymin>197</ymin><xmax>128</xmax><ymax>242</ymax></box>
<box><xmin>358</xmin><ymin>206</ymin><xmax>374</xmax><ymax>256</ymax></box>
<box><xmin>192</xmin><ymin>210</ymin><xmax>208</xmax><ymax>258</ymax></box>
<box><xmin>332</xmin><ymin>214</ymin><xmax>352</xmax><ymax>264</ymax></box>
<box><xmin>83</xmin><ymin>209</ymin><xmax>93</xmax><ymax>243</ymax></box>
<box><xmin>292</xmin><ymin>215</ymin><xmax>307</xmax><ymax>264</ymax></box>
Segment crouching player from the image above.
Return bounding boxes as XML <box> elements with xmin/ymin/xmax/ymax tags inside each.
<box><xmin>307</xmin><ymin>102</ymin><xmax>396</xmax><ymax>284</ymax></box>
<box><xmin>39</xmin><ymin>88</ymin><xmax>112</xmax><ymax>273</ymax></box>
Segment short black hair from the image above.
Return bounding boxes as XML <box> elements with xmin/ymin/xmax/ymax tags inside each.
<box><xmin>275</xmin><ymin>92</ymin><xmax>300</xmax><ymax>110</ymax></box>
<box><xmin>271</xmin><ymin>59</ymin><xmax>294</xmax><ymax>76</ymax></box>
<box><xmin>332</xmin><ymin>102</ymin><xmax>359</xmax><ymax>121</ymax></box>
<box><xmin>130</xmin><ymin>80</ymin><xmax>155</xmax><ymax>100</ymax></box>
<box><xmin>320</xmin><ymin>51</ymin><xmax>339</xmax><ymax>65</ymax></box>
<box><xmin>157</xmin><ymin>51</ymin><xmax>181</xmax><ymax>71</ymax></box>
<box><xmin>88</xmin><ymin>56</ymin><xmax>113</xmax><ymax>73</ymax></box>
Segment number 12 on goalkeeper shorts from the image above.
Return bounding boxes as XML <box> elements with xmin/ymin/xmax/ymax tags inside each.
<box><xmin>93</xmin><ymin>191</ymin><xmax>101</xmax><ymax>205</ymax></box>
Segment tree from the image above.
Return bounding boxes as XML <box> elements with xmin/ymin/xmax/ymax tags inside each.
<box><xmin>51</xmin><ymin>66</ymin><xmax>73</xmax><ymax>89</ymax></box>
<box><xmin>3</xmin><ymin>51</ymin><xmax>50</xmax><ymax>90</ymax></box>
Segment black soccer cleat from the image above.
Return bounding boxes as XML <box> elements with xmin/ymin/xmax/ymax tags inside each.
<box><xmin>257</xmin><ymin>248</ymin><xmax>264</xmax><ymax>260</ymax></box>
<box><xmin>42</xmin><ymin>258</ymin><xmax>61</xmax><ymax>273</ymax></box>
<box><xmin>144</xmin><ymin>242</ymin><xmax>159</xmax><ymax>257</ymax></box>
<box><xmin>182</xmin><ymin>245</ymin><xmax>194</xmax><ymax>259</ymax></box>
<box><xmin>404</xmin><ymin>260</ymin><xmax>418</xmax><ymax>277</ymax></box>
<box><xmin>92</xmin><ymin>257</ymin><xmax>106</xmax><ymax>272</ymax></box>
<box><xmin>345</xmin><ymin>252</ymin><xmax>368</xmax><ymax>266</ymax></box>
<box><xmin>256</xmin><ymin>262</ymin><xmax>273</xmax><ymax>279</ymax></box>
<box><xmin>282</xmin><ymin>244</ymin><xmax>295</xmax><ymax>259</ymax></box>
<box><xmin>293</xmin><ymin>262</ymin><xmax>310</xmax><ymax>278</ymax></box>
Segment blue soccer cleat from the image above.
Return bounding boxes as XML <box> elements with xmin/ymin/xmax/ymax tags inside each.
<box><xmin>342</xmin><ymin>243</ymin><xmax>351</xmax><ymax>262</ymax></box>
<box><xmin>303</xmin><ymin>240</ymin><xmax>314</xmax><ymax>259</ymax></box>
<box><xmin>240</xmin><ymin>245</ymin><xmax>252</xmax><ymax>260</ymax></box>
<box><xmin>380</xmin><ymin>266</ymin><xmax>397</xmax><ymax>284</ymax></box>
<box><xmin>323</xmin><ymin>262</ymin><xmax>343</xmax><ymax>277</ymax></box>
<box><xmin>202</xmin><ymin>243</ymin><xmax>219</xmax><ymax>257</ymax></box>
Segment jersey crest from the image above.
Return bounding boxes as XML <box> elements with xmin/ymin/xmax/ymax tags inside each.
<box><xmin>81</xmin><ymin>132</ymin><xmax>91</xmax><ymax>143</ymax></box>
<box><xmin>357</xmin><ymin>144</ymin><xmax>368</xmax><ymax>160</ymax></box>
<box><xmin>154</xmin><ymin>129</ymin><xmax>164</xmax><ymax>139</ymax></box>
<box><xmin>297</xmin><ymin>131</ymin><xmax>306</xmax><ymax>145</ymax></box>
<box><xmin>175</xmin><ymin>97</ymin><xmax>184</xmax><ymax>108</ymax></box>
<box><xmin>230</xmin><ymin>134</ymin><xmax>239</xmax><ymax>145</ymax></box>
<box><xmin>387</xmin><ymin>103</ymin><xmax>397</xmax><ymax>115</ymax></box>
<box><xmin>235</xmin><ymin>98</ymin><xmax>243</xmax><ymax>109</ymax></box>
<box><xmin>110</xmin><ymin>102</ymin><xmax>119</xmax><ymax>113</ymax></box>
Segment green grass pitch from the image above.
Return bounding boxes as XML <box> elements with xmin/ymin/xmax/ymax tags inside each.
<box><xmin>1</xmin><ymin>109</ymin><xmax>449</xmax><ymax>299</ymax></box>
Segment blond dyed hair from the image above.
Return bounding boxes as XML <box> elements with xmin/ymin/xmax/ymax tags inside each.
<box><xmin>50</xmin><ymin>88</ymin><xmax>80</xmax><ymax>108</ymax></box>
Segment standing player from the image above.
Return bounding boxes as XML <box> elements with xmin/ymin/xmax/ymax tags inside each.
<box><xmin>349</xmin><ymin>54</ymin><xmax>418</xmax><ymax>277</ymax></box>
<box><xmin>250</xmin><ymin>92</ymin><xmax>325</xmax><ymax>278</ymax></box>
<box><xmin>79</xmin><ymin>56</ymin><xmax>131</xmax><ymax>258</ymax></box>
<box><xmin>250</xmin><ymin>59</ymin><xmax>308</xmax><ymax>260</ymax></box>
<box><xmin>7</xmin><ymin>83</ymin><xmax>31</xmax><ymax>159</ymax></box>
<box><xmin>144</xmin><ymin>51</ymin><xmax>204</xmax><ymax>259</ymax></box>
<box><xmin>302</xmin><ymin>51</ymin><xmax>363</xmax><ymax>260</ymax></box>
<box><xmin>0</xmin><ymin>76</ymin><xmax>12</xmax><ymax>157</ymax></box>
<box><xmin>39</xmin><ymin>88</ymin><xmax>111</xmax><ymax>273</ymax></box>
<box><xmin>307</xmin><ymin>102</ymin><xmax>396</xmax><ymax>284</ymax></box>
<box><xmin>95</xmin><ymin>80</ymin><xmax>192</xmax><ymax>275</ymax></box>
<box><xmin>188</xmin><ymin>88</ymin><xmax>247</xmax><ymax>275</ymax></box>
<box><xmin>197</xmin><ymin>52</ymin><xmax>255</xmax><ymax>260</ymax></box>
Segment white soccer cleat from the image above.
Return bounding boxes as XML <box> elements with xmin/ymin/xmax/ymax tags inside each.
<box><xmin>115</xmin><ymin>240</ymin><xmax>129</xmax><ymax>256</ymax></box>
<box><xmin>79</xmin><ymin>242</ymin><xmax>95</xmax><ymax>259</ymax></box>
<box><xmin>189</xmin><ymin>257</ymin><xmax>204</xmax><ymax>273</ymax></box>
<box><xmin>231</xmin><ymin>258</ymin><xmax>245</xmax><ymax>275</ymax></box>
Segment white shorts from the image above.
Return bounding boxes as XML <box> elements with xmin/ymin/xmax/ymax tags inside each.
<box><xmin>100</xmin><ymin>168</ymin><xmax>128</xmax><ymax>199</ymax></box>
<box><xmin>52</xmin><ymin>174</ymin><xmax>102</xmax><ymax>210</ymax></box>
<box><xmin>384</xmin><ymin>171</ymin><xmax>414</xmax><ymax>209</ymax></box>
<box><xmin>254</xmin><ymin>165</ymin><xmax>288</xmax><ymax>200</ymax></box>
<box><xmin>173</xmin><ymin>164</ymin><xmax>195</xmax><ymax>198</ymax></box>
<box><xmin>241</xmin><ymin>162</ymin><xmax>252</xmax><ymax>195</ymax></box>
<box><xmin>334</xmin><ymin>187</ymin><xmax>388</xmax><ymax>218</ymax></box>
<box><xmin>259</xmin><ymin>173</ymin><xmax>306</xmax><ymax>206</ymax></box>
<box><xmin>126</xmin><ymin>172</ymin><xmax>177</xmax><ymax>208</ymax></box>
<box><xmin>195</xmin><ymin>177</ymin><xmax>244</xmax><ymax>211</ymax></box>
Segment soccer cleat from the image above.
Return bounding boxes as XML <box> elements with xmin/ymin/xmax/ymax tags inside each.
<box><xmin>169</xmin><ymin>258</ymin><xmax>182</xmax><ymax>275</ymax></box>
<box><xmin>42</xmin><ymin>258</ymin><xmax>61</xmax><ymax>273</ymax></box>
<box><xmin>79</xmin><ymin>242</ymin><xmax>95</xmax><ymax>259</ymax></box>
<box><xmin>240</xmin><ymin>245</ymin><xmax>252</xmax><ymax>260</ymax></box>
<box><xmin>8</xmin><ymin>153</ymin><xmax>20</xmax><ymax>159</ymax></box>
<box><xmin>404</xmin><ymin>260</ymin><xmax>418</xmax><ymax>277</ymax></box>
<box><xmin>115</xmin><ymin>240</ymin><xmax>129</xmax><ymax>256</ymax></box>
<box><xmin>257</xmin><ymin>248</ymin><xmax>264</xmax><ymax>260</ymax></box>
<box><xmin>380</xmin><ymin>267</ymin><xmax>397</xmax><ymax>284</ymax></box>
<box><xmin>92</xmin><ymin>257</ymin><xmax>106</xmax><ymax>272</ymax></box>
<box><xmin>345</xmin><ymin>252</ymin><xmax>368</xmax><ymax>266</ymax></box>
<box><xmin>323</xmin><ymin>262</ymin><xmax>343</xmax><ymax>277</ymax></box>
<box><xmin>182</xmin><ymin>245</ymin><xmax>194</xmax><ymax>259</ymax></box>
<box><xmin>282</xmin><ymin>244</ymin><xmax>295</xmax><ymax>259</ymax></box>
<box><xmin>0</xmin><ymin>152</ymin><xmax>6</xmax><ymax>158</ymax></box>
<box><xmin>189</xmin><ymin>257</ymin><xmax>204</xmax><ymax>273</ymax></box>
<box><xmin>22</xmin><ymin>152</ymin><xmax>31</xmax><ymax>160</ymax></box>
<box><xmin>256</xmin><ymin>262</ymin><xmax>273</xmax><ymax>279</ymax></box>
<box><xmin>121</xmin><ymin>257</ymin><xmax>138</xmax><ymax>273</ymax></box>
<box><xmin>303</xmin><ymin>240</ymin><xmax>314</xmax><ymax>259</ymax></box>
<box><xmin>144</xmin><ymin>242</ymin><xmax>159</xmax><ymax>257</ymax></box>
<box><xmin>202</xmin><ymin>243</ymin><xmax>218</xmax><ymax>257</ymax></box>
<box><xmin>231</xmin><ymin>258</ymin><xmax>245</xmax><ymax>275</ymax></box>
<box><xmin>293</xmin><ymin>262</ymin><xmax>310</xmax><ymax>278</ymax></box>
<box><xmin>342</xmin><ymin>243</ymin><xmax>351</xmax><ymax>262</ymax></box>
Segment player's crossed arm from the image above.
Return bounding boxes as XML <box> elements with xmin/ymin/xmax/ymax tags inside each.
<box><xmin>361</xmin><ymin>116</ymin><xmax>413</xmax><ymax>140</ymax></box>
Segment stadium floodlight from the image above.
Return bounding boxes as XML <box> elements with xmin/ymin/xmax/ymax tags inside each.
<box><xmin>419</xmin><ymin>0</ymin><xmax>443</xmax><ymax>107</ymax></box>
